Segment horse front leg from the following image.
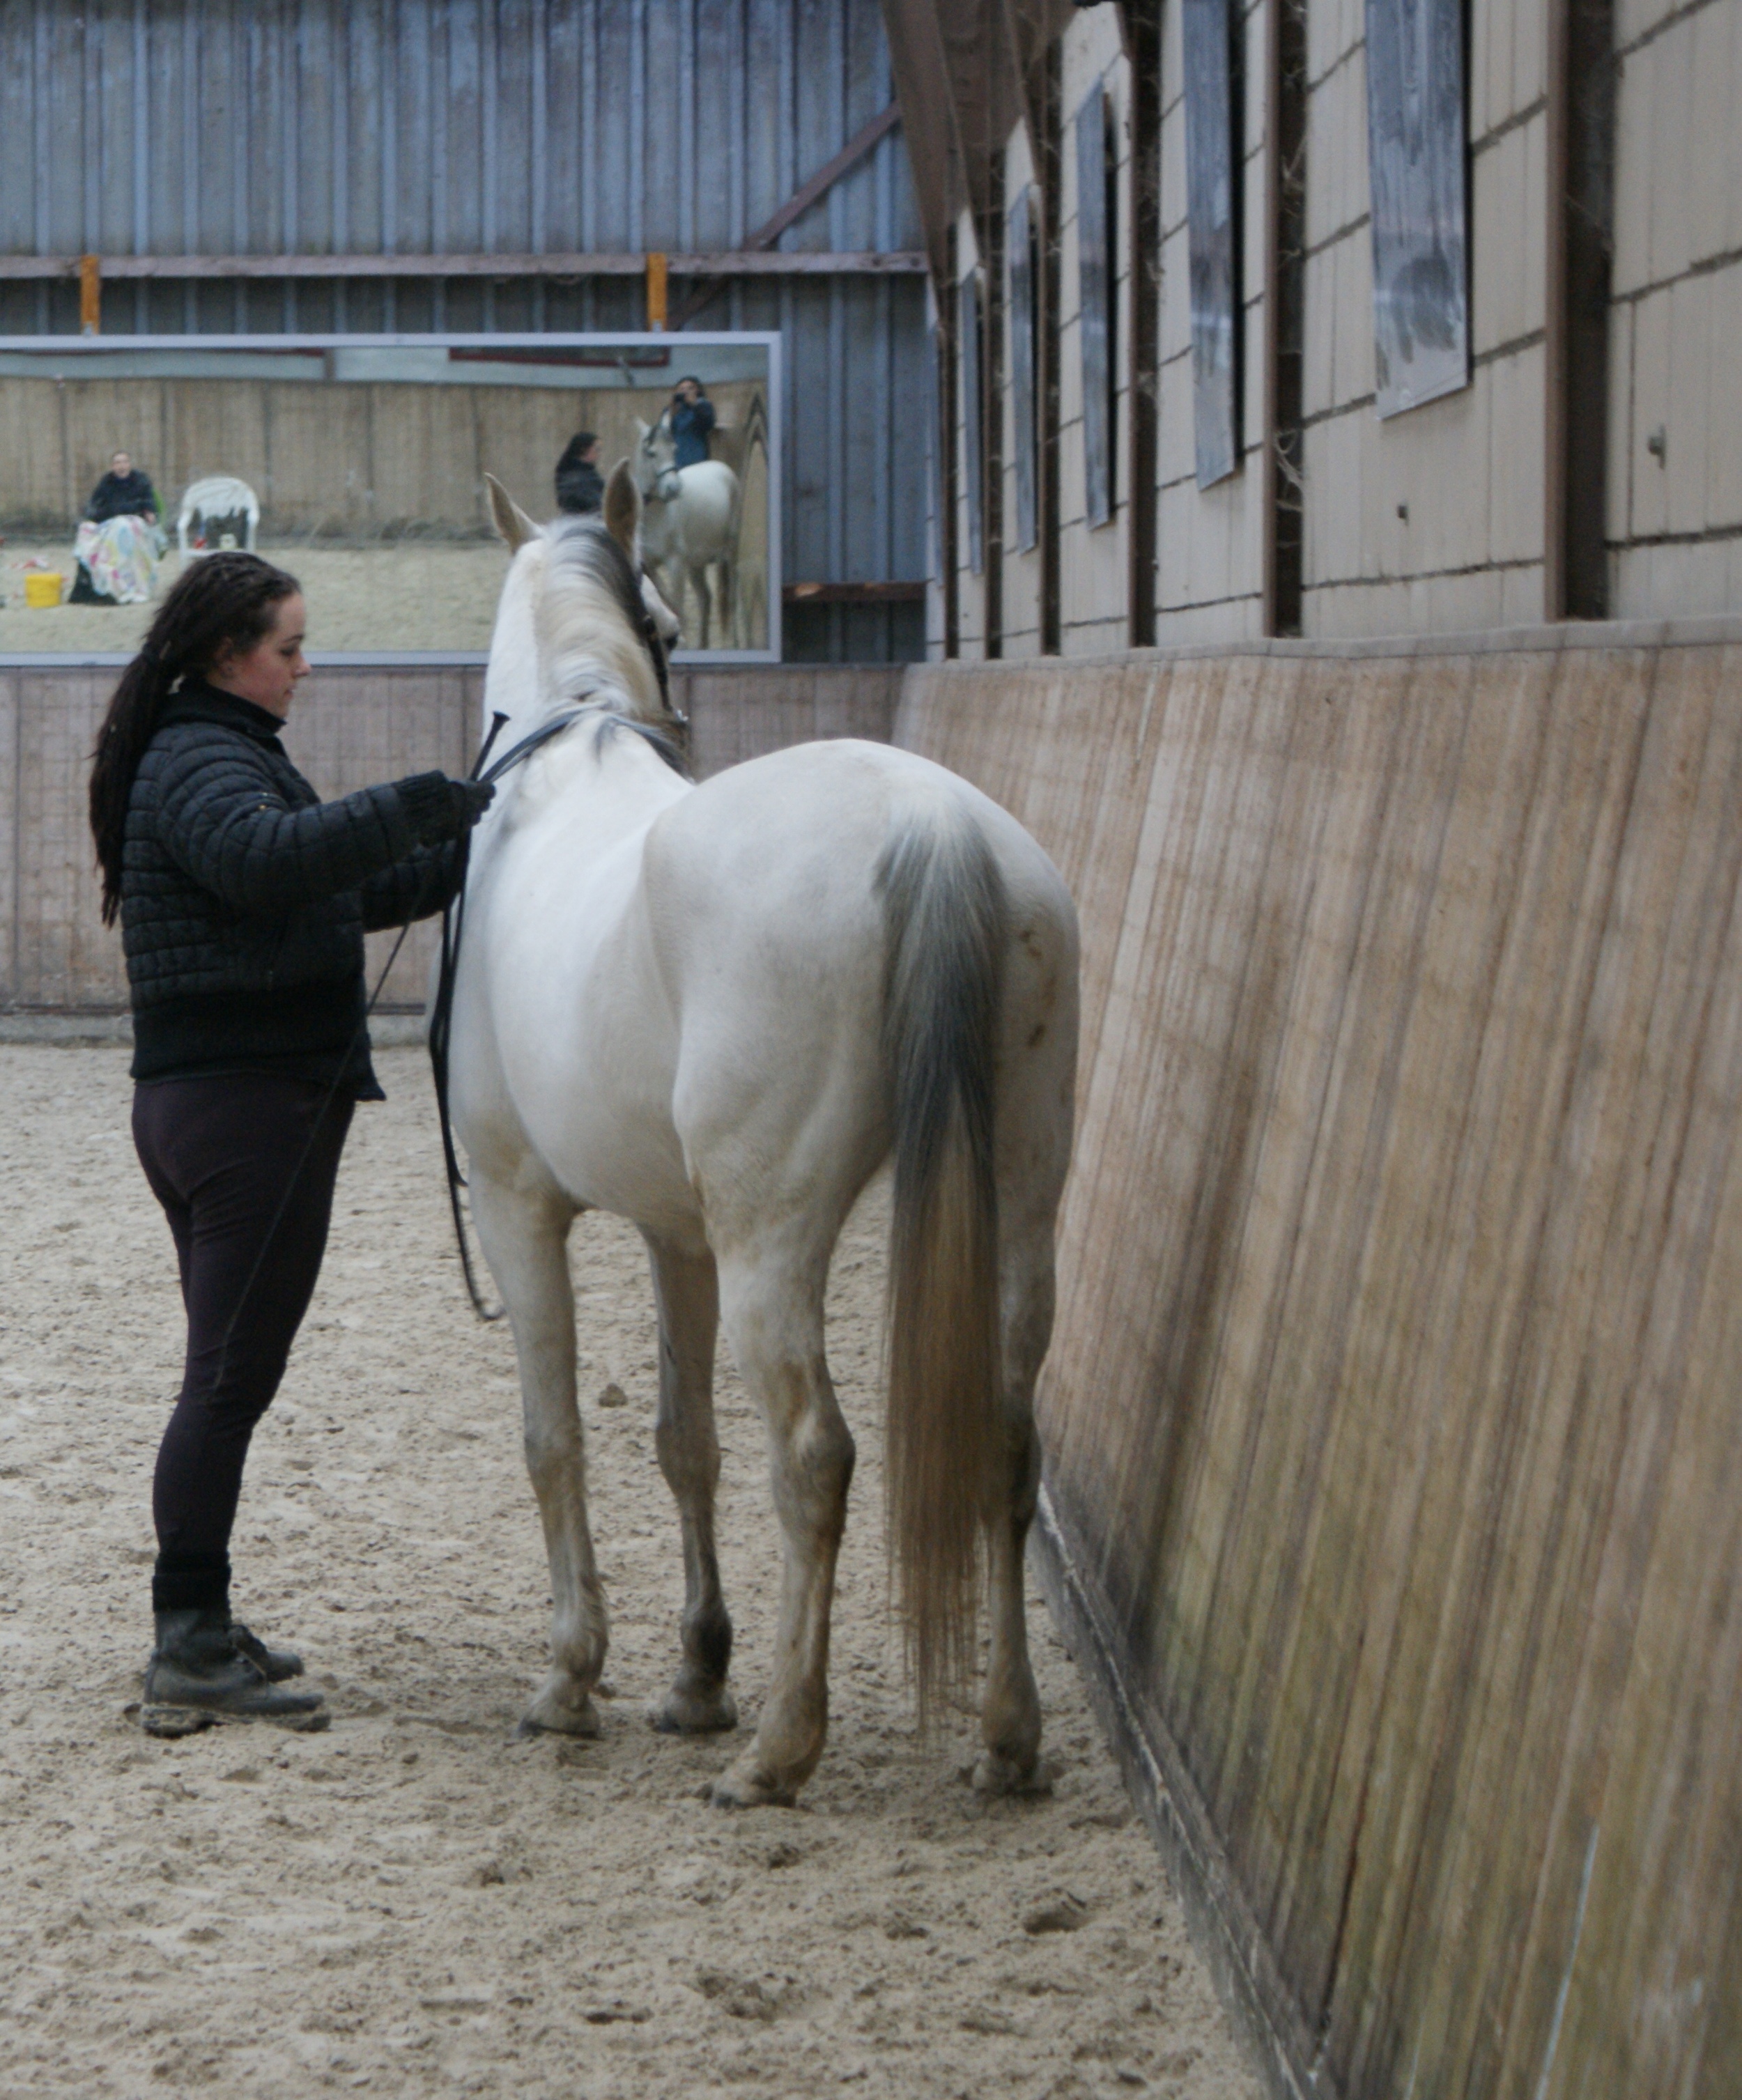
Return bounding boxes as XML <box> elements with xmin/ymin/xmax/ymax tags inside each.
<box><xmin>642</xmin><ymin>1233</ymin><xmax>738</xmax><ymax>1735</ymax></box>
<box><xmin>691</xmin><ymin>559</ymin><xmax>712</xmax><ymax>649</ymax></box>
<box><xmin>468</xmin><ymin>1172</ymin><xmax>607</xmax><ymax>1738</ymax></box>
<box><xmin>709</xmin><ymin>1252</ymin><xmax>854</xmax><ymax>1807</ymax></box>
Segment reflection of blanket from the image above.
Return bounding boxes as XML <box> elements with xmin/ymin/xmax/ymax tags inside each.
<box><xmin>74</xmin><ymin>516</ymin><xmax>162</xmax><ymax>605</ymax></box>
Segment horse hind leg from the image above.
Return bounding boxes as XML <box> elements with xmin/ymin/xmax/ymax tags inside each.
<box><xmin>709</xmin><ymin>1245</ymin><xmax>854</xmax><ymax>1807</ymax></box>
<box><xmin>976</xmin><ymin>1010</ymin><xmax>1074</xmax><ymax>1795</ymax></box>
<box><xmin>974</xmin><ymin>1204</ymin><xmax>1054</xmax><ymax>1793</ymax></box>
<box><xmin>642</xmin><ymin>1233</ymin><xmax>738</xmax><ymax>1735</ymax></box>
<box><xmin>468</xmin><ymin>1171</ymin><xmax>607</xmax><ymax>1738</ymax></box>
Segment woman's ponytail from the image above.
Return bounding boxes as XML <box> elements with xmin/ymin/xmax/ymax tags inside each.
<box><xmin>88</xmin><ymin>551</ymin><xmax>300</xmax><ymax>928</ymax></box>
<box><xmin>90</xmin><ymin>647</ymin><xmax>176</xmax><ymax>927</ymax></box>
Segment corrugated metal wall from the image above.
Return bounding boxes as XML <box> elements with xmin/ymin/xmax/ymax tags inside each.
<box><xmin>0</xmin><ymin>0</ymin><xmax>928</xmax><ymax>661</ymax></box>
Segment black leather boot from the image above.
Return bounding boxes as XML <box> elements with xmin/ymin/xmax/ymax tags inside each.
<box><xmin>230</xmin><ymin>1621</ymin><xmax>305</xmax><ymax>1683</ymax></box>
<box><xmin>145</xmin><ymin>1609</ymin><xmax>325</xmax><ymax>1720</ymax></box>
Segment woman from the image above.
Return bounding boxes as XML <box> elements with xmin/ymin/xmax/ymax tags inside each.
<box><xmin>554</xmin><ymin>429</ymin><xmax>605</xmax><ymax>515</ymax></box>
<box><xmin>88</xmin><ymin>553</ymin><xmax>493</xmax><ymax>1720</ymax></box>
<box><xmin>668</xmin><ymin>378</ymin><xmax>715</xmax><ymax>468</ymax></box>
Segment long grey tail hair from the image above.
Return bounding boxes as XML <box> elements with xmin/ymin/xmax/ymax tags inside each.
<box><xmin>878</xmin><ymin>806</ymin><xmax>1008</xmax><ymax>1722</ymax></box>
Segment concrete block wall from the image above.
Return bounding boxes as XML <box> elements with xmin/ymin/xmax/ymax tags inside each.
<box><xmin>1058</xmin><ymin>7</ymin><xmax>1134</xmax><ymax>658</ymax></box>
<box><xmin>1608</xmin><ymin>0</ymin><xmax>1742</xmax><ymax>617</ymax></box>
<box><xmin>1154</xmin><ymin>0</ymin><xmax>1269</xmax><ymax>640</ymax></box>
<box><xmin>1001</xmin><ymin>123</ymin><xmax>1045</xmax><ymax>656</ymax></box>
<box><xmin>1300</xmin><ymin>0</ymin><xmax>1549</xmax><ymax>635</ymax></box>
<box><xmin>930</xmin><ymin>0</ymin><xmax>1739</xmax><ymax>656</ymax></box>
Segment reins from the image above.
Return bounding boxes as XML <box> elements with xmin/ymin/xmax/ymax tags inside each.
<box><xmin>426</xmin><ymin>702</ymin><xmax>591</xmax><ymax>1321</ymax></box>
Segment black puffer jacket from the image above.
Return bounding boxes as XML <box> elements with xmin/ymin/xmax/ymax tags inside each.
<box><xmin>121</xmin><ymin>681</ymin><xmax>467</xmax><ymax>1095</ymax></box>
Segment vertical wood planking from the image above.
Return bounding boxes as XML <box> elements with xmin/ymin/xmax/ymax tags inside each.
<box><xmin>893</xmin><ymin>637</ymin><xmax>1742</xmax><ymax>2100</ymax></box>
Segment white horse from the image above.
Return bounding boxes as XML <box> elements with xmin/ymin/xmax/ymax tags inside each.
<box><xmin>450</xmin><ymin>465</ymin><xmax>1078</xmax><ymax>1806</ymax></box>
<box><xmin>633</xmin><ymin>413</ymin><xmax>742</xmax><ymax>649</ymax></box>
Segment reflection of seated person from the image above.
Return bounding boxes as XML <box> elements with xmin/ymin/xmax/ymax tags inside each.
<box><xmin>71</xmin><ymin>450</ymin><xmax>166</xmax><ymax>606</ymax></box>
<box><xmin>555</xmin><ymin>431</ymin><xmax>605</xmax><ymax>515</ymax></box>
<box><xmin>86</xmin><ymin>451</ymin><xmax>160</xmax><ymax>525</ymax></box>
<box><xmin>668</xmin><ymin>379</ymin><xmax>715</xmax><ymax>468</ymax></box>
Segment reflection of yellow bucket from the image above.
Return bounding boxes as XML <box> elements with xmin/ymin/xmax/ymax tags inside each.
<box><xmin>24</xmin><ymin>571</ymin><xmax>64</xmax><ymax>608</ymax></box>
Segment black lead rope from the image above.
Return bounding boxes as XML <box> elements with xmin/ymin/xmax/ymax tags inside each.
<box><xmin>427</xmin><ymin>705</ymin><xmax>592</xmax><ymax>1320</ymax></box>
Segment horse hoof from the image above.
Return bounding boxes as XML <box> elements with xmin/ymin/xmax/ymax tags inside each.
<box><xmin>707</xmin><ymin>1759</ymin><xmax>796</xmax><ymax>1809</ymax></box>
<box><xmin>970</xmin><ymin>1750</ymin><xmax>1055</xmax><ymax>1797</ymax></box>
<box><xmin>516</xmin><ymin>1682</ymin><xmax>602</xmax><ymax>1739</ymax></box>
<box><xmin>649</xmin><ymin>1683</ymin><xmax>739</xmax><ymax>1736</ymax></box>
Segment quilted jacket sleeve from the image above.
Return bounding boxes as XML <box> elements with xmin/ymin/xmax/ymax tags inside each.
<box><xmin>358</xmin><ymin>840</ymin><xmax>467</xmax><ymax>931</ymax></box>
<box><xmin>155</xmin><ymin>733</ymin><xmax>459</xmax><ymax>918</ymax></box>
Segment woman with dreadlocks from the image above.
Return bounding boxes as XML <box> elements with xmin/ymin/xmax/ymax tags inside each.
<box><xmin>88</xmin><ymin>553</ymin><xmax>495</xmax><ymax>1721</ymax></box>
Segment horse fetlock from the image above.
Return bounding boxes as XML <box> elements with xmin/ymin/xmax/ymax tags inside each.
<box><xmin>976</xmin><ymin>1668</ymin><xmax>1044</xmax><ymax>1793</ymax></box>
<box><xmin>518</xmin><ymin>1669</ymin><xmax>603</xmax><ymax>1739</ymax></box>
<box><xmin>707</xmin><ymin>1748</ymin><xmax>800</xmax><ymax>1809</ymax></box>
<box><xmin>970</xmin><ymin>1746</ymin><xmax>1055</xmax><ymax>1797</ymax></box>
<box><xmin>683</xmin><ymin>1596</ymin><xmax>734</xmax><ymax>1685</ymax></box>
<box><xmin>650</xmin><ymin>1671</ymin><xmax>739</xmax><ymax>1736</ymax></box>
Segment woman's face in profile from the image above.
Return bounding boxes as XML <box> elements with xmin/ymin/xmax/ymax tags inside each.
<box><xmin>208</xmin><ymin>593</ymin><xmax>309</xmax><ymax>720</ymax></box>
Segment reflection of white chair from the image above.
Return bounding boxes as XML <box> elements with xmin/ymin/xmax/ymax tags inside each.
<box><xmin>178</xmin><ymin>476</ymin><xmax>260</xmax><ymax>557</ymax></box>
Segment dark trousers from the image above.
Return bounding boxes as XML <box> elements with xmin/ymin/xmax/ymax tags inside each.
<box><xmin>132</xmin><ymin>1075</ymin><xmax>353</xmax><ymax>1614</ymax></box>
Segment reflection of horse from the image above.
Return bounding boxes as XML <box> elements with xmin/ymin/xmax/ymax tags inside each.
<box><xmin>633</xmin><ymin>413</ymin><xmax>741</xmax><ymax>649</ymax></box>
<box><xmin>457</xmin><ymin>465</ymin><xmax>1079</xmax><ymax>1806</ymax></box>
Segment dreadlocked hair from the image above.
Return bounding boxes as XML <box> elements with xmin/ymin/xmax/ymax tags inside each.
<box><xmin>89</xmin><ymin>551</ymin><xmax>302</xmax><ymax>926</ymax></box>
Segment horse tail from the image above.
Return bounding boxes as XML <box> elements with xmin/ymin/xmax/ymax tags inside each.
<box><xmin>877</xmin><ymin>801</ymin><xmax>1008</xmax><ymax>1723</ymax></box>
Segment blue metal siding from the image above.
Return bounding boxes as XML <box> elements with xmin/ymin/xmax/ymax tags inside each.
<box><xmin>0</xmin><ymin>0</ymin><xmax>926</xmax><ymax>658</ymax></box>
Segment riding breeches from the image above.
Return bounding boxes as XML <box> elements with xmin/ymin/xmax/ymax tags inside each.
<box><xmin>132</xmin><ymin>1075</ymin><xmax>354</xmax><ymax>1614</ymax></box>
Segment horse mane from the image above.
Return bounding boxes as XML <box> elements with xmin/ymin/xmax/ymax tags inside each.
<box><xmin>590</xmin><ymin>712</ymin><xmax>693</xmax><ymax>780</ymax></box>
<box><xmin>537</xmin><ymin>515</ymin><xmax>665</xmax><ymax>722</ymax></box>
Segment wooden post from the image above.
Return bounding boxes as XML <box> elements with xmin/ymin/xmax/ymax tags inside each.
<box><xmin>1543</xmin><ymin>0</ymin><xmax>1614</xmax><ymax>620</ymax></box>
<box><xmin>982</xmin><ymin>164</ymin><xmax>1006</xmax><ymax>660</ymax></box>
<box><xmin>1261</xmin><ymin>0</ymin><xmax>1306</xmax><ymax>635</ymax></box>
<box><xmin>1038</xmin><ymin>40</ymin><xmax>1063</xmax><ymax>656</ymax></box>
<box><xmin>78</xmin><ymin>254</ymin><xmax>100</xmax><ymax>335</ymax></box>
<box><xmin>1126</xmin><ymin>1</ymin><xmax>1161</xmax><ymax>647</ymax></box>
<box><xmin>645</xmin><ymin>252</ymin><xmax>668</xmax><ymax>331</ymax></box>
<box><xmin>941</xmin><ymin>222</ymin><xmax>961</xmax><ymax>659</ymax></box>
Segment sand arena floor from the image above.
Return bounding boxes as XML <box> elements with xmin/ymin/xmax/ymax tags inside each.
<box><xmin>0</xmin><ymin>541</ymin><xmax>514</xmax><ymax>654</ymax></box>
<box><xmin>0</xmin><ymin>1047</ymin><xmax>1258</xmax><ymax>2100</ymax></box>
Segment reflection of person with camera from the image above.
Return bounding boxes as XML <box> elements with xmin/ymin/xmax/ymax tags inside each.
<box><xmin>668</xmin><ymin>376</ymin><xmax>715</xmax><ymax>468</ymax></box>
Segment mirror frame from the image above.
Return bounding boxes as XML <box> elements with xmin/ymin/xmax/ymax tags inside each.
<box><xmin>0</xmin><ymin>330</ymin><xmax>783</xmax><ymax>666</ymax></box>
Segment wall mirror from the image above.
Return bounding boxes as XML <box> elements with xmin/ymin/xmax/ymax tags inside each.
<box><xmin>0</xmin><ymin>332</ymin><xmax>780</xmax><ymax>662</ymax></box>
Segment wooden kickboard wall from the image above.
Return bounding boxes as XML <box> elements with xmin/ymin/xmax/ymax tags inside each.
<box><xmin>0</xmin><ymin>662</ymin><xmax>902</xmax><ymax>1012</ymax></box>
<box><xmin>896</xmin><ymin>630</ymin><xmax>1742</xmax><ymax>2100</ymax></box>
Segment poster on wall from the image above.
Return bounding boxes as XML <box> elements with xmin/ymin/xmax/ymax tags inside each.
<box><xmin>959</xmin><ymin>272</ymin><xmax>985</xmax><ymax>576</ymax></box>
<box><xmin>1182</xmin><ymin>0</ymin><xmax>1242</xmax><ymax>489</ymax></box>
<box><xmin>1077</xmin><ymin>88</ymin><xmax>1116</xmax><ymax>530</ymax></box>
<box><xmin>1364</xmin><ymin>0</ymin><xmax>1470</xmax><ymax>417</ymax></box>
<box><xmin>0</xmin><ymin>333</ymin><xmax>780</xmax><ymax>658</ymax></box>
<box><xmin>1008</xmin><ymin>186</ymin><xmax>1039</xmax><ymax>554</ymax></box>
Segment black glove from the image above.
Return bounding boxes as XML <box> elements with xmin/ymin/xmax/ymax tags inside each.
<box><xmin>447</xmin><ymin>775</ymin><xmax>496</xmax><ymax>831</ymax></box>
<box><xmin>396</xmin><ymin>771</ymin><xmax>496</xmax><ymax>844</ymax></box>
